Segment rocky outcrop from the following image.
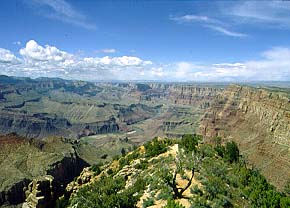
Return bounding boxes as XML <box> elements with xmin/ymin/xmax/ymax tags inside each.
<box><xmin>199</xmin><ymin>85</ymin><xmax>290</xmax><ymax>189</ymax></box>
<box><xmin>65</xmin><ymin>167</ymin><xmax>95</xmax><ymax>198</ymax></box>
<box><xmin>0</xmin><ymin>135</ymin><xmax>89</xmax><ymax>207</ymax></box>
<box><xmin>0</xmin><ymin>179</ymin><xmax>31</xmax><ymax>206</ymax></box>
<box><xmin>22</xmin><ymin>176</ymin><xmax>55</xmax><ymax>208</ymax></box>
<box><xmin>23</xmin><ymin>151</ymin><xmax>89</xmax><ymax>208</ymax></box>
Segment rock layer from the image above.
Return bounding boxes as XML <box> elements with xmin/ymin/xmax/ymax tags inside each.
<box><xmin>199</xmin><ymin>85</ymin><xmax>290</xmax><ymax>189</ymax></box>
<box><xmin>0</xmin><ymin>112</ymin><xmax>119</xmax><ymax>139</ymax></box>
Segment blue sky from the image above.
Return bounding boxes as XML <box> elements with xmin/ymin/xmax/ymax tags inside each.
<box><xmin>0</xmin><ymin>0</ymin><xmax>290</xmax><ymax>81</ymax></box>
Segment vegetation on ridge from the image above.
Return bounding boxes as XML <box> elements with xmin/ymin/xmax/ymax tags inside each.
<box><xmin>58</xmin><ymin>135</ymin><xmax>290</xmax><ymax>208</ymax></box>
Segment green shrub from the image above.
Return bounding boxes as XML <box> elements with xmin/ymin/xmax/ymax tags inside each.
<box><xmin>107</xmin><ymin>168</ymin><xmax>114</xmax><ymax>175</ymax></box>
<box><xmin>119</xmin><ymin>157</ymin><xmax>130</xmax><ymax>168</ymax></box>
<box><xmin>165</xmin><ymin>198</ymin><xmax>185</xmax><ymax>208</ymax></box>
<box><xmin>204</xmin><ymin>176</ymin><xmax>227</xmax><ymax>200</ymax></box>
<box><xmin>224</xmin><ymin>141</ymin><xmax>239</xmax><ymax>163</ymax></box>
<box><xmin>156</xmin><ymin>191</ymin><xmax>173</xmax><ymax>200</ymax></box>
<box><xmin>144</xmin><ymin>138</ymin><xmax>167</xmax><ymax>157</ymax></box>
<box><xmin>90</xmin><ymin>164</ymin><xmax>101</xmax><ymax>175</ymax></box>
<box><xmin>191</xmin><ymin>184</ymin><xmax>203</xmax><ymax>196</ymax></box>
<box><xmin>198</xmin><ymin>144</ymin><xmax>215</xmax><ymax>158</ymax></box>
<box><xmin>190</xmin><ymin>196</ymin><xmax>211</xmax><ymax>208</ymax></box>
<box><xmin>135</xmin><ymin>159</ymin><xmax>149</xmax><ymax>170</ymax></box>
<box><xmin>69</xmin><ymin>175</ymin><xmax>146</xmax><ymax>208</ymax></box>
<box><xmin>214</xmin><ymin>144</ymin><xmax>225</xmax><ymax>158</ymax></box>
<box><xmin>142</xmin><ymin>197</ymin><xmax>154</xmax><ymax>208</ymax></box>
<box><xmin>179</xmin><ymin>134</ymin><xmax>201</xmax><ymax>153</ymax></box>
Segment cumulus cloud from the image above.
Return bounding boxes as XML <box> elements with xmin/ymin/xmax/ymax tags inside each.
<box><xmin>0</xmin><ymin>40</ymin><xmax>153</xmax><ymax>80</ymax></box>
<box><xmin>19</xmin><ymin>40</ymin><xmax>72</xmax><ymax>62</ymax></box>
<box><xmin>82</xmin><ymin>56</ymin><xmax>151</xmax><ymax>66</ymax></box>
<box><xmin>0</xmin><ymin>40</ymin><xmax>289</xmax><ymax>81</ymax></box>
<box><xmin>174</xmin><ymin>48</ymin><xmax>290</xmax><ymax>81</ymax></box>
<box><xmin>0</xmin><ymin>48</ymin><xmax>20</xmax><ymax>63</ymax></box>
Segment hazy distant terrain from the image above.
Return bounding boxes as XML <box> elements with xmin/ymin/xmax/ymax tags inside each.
<box><xmin>0</xmin><ymin>75</ymin><xmax>223</xmax><ymax>141</ymax></box>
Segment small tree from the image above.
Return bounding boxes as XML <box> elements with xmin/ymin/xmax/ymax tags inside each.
<box><xmin>179</xmin><ymin>134</ymin><xmax>201</xmax><ymax>153</ymax></box>
<box><xmin>224</xmin><ymin>141</ymin><xmax>239</xmax><ymax>163</ymax></box>
<box><xmin>121</xmin><ymin>147</ymin><xmax>126</xmax><ymax>157</ymax></box>
<box><xmin>159</xmin><ymin>153</ymin><xmax>201</xmax><ymax>199</ymax></box>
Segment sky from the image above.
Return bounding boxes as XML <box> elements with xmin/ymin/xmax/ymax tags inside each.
<box><xmin>0</xmin><ymin>0</ymin><xmax>290</xmax><ymax>81</ymax></box>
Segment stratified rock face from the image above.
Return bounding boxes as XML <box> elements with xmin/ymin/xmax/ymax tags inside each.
<box><xmin>76</xmin><ymin>117</ymin><xmax>119</xmax><ymax>138</ymax></box>
<box><xmin>117</xmin><ymin>104</ymin><xmax>158</xmax><ymax>125</ymax></box>
<box><xmin>199</xmin><ymin>85</ymin><xmax>290</xmax><ymax>189</ymax></box>
<box><xmin>0</xmin><ymin>112</ymin><xmax>119</xmax><ymax>139</ymax></box>
<box><xmin>0</xmin><ymin>113</ymin><xmax>72</xmax><ymax>139</ymax></box>
<box><xmin>167</xmin><ymin>85</ymin><xmax>222</xmax><ymax>106</ymax></box>
<box><xmin>140</xmin><ymin>84</ymin><xmax>223</xmax><ymax>107</ymax></box>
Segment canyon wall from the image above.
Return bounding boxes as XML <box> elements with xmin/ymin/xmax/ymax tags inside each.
<box><xmin>0</xmin><ymin>77</ymin><xmax>224</xmax><ymax>140</ymax></box>
<box><xmin>140</xmin><ymin>83</ymin><xmax>223</xmax><ymax>107</ymax></box>
<box><xmin>199</xmin><ymin>85</ymin><xmax>290</xmax><ymax>189</ymax></box>
<box><xmin>0</xmin><ymin>113</ymin><xmax>119</xmax><ymax>139</ymax></box>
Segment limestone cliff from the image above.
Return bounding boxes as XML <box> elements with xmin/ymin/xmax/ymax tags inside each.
<box><xmin>199</xmin><ymin>85</ymin><xmax>290</xmax><ymax>189</ymax></box>
<box><xmin>140</xmin><ymin>84</ymin><xmax>223</xmax><ymax>107</ymax></box>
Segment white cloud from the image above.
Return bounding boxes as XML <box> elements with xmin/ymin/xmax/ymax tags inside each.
<box><xmin>13</xmin><ymin>41</ymin><xmax>21</xmax><ymax>46</ymax></box>
<box><xmin>0</xmin><ymin>48</ymin><xmax>20</xmax><ymax>63</ymax></box>
<box><xmin>101</xmin><ymin>49</ymin><xmax>116</xmax><ymax>53</ymax></box>
<box><xmin>170</xmin><ymin>14</ymin><xmax>247</xmax><ymax>38</ymax></box>
<box><xmin>154</xmin><ymin>47</ymin><xmax>290</xmax><ymax>81</ymax></box>
<box><xmin>151</xmin><ymin>67</ymin><xmax>165</xmax><ymax>77</ymax></box>
<box><xmin>226</xmin><ymin>1</ymin><xmax>290</xmax><ymax>29</ymax></box>
<box><xmin>170</xmin><ymin>15</ymin><xmax>221</xmax><ymax>24</ymax></box>
<box><xmin>0</xmin><ymin>40</ymin><xmax>153</xmax><ymax>80</ymax></box>
<box><xmin>205</xmin><ymin>25</ymin><xmax>247</xmax><ymax>37</ymax></box>
<box><xmin>0</xmin><ymin>40</ymin><xmax>289</xmax><ymax>81</ymax></box>
<box><xmin>19</xmin><ymin>40</ymin><xmax>72</xmax><ymax>62</ymax></box>
<box><xmin>82</xmin><ymin>56</ymin><xmax>151</xmax><ymax>67</ymax></box>
<box><xmin>175</xmin><ymin>62</ymin><xmax>194</xmax><ymax>78</ymax></box>
<box><xmin>171</xmin><ymin>1</ymin><xmax>290</xmax><ymax>38</ymax></box>
<box><xmin>191</xmin><ymin>48</ymin><xmax>290</xmax><ymax>81</ymax></box>
<box><xmin>28</xmin><ymin>0</ymin><xmax>96</xmax><ymax>30</ymax></box>
<box><xmin>261</xmin><ymin>47</ymin><xmax>290</xmax><ymax>60</ymax></box>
